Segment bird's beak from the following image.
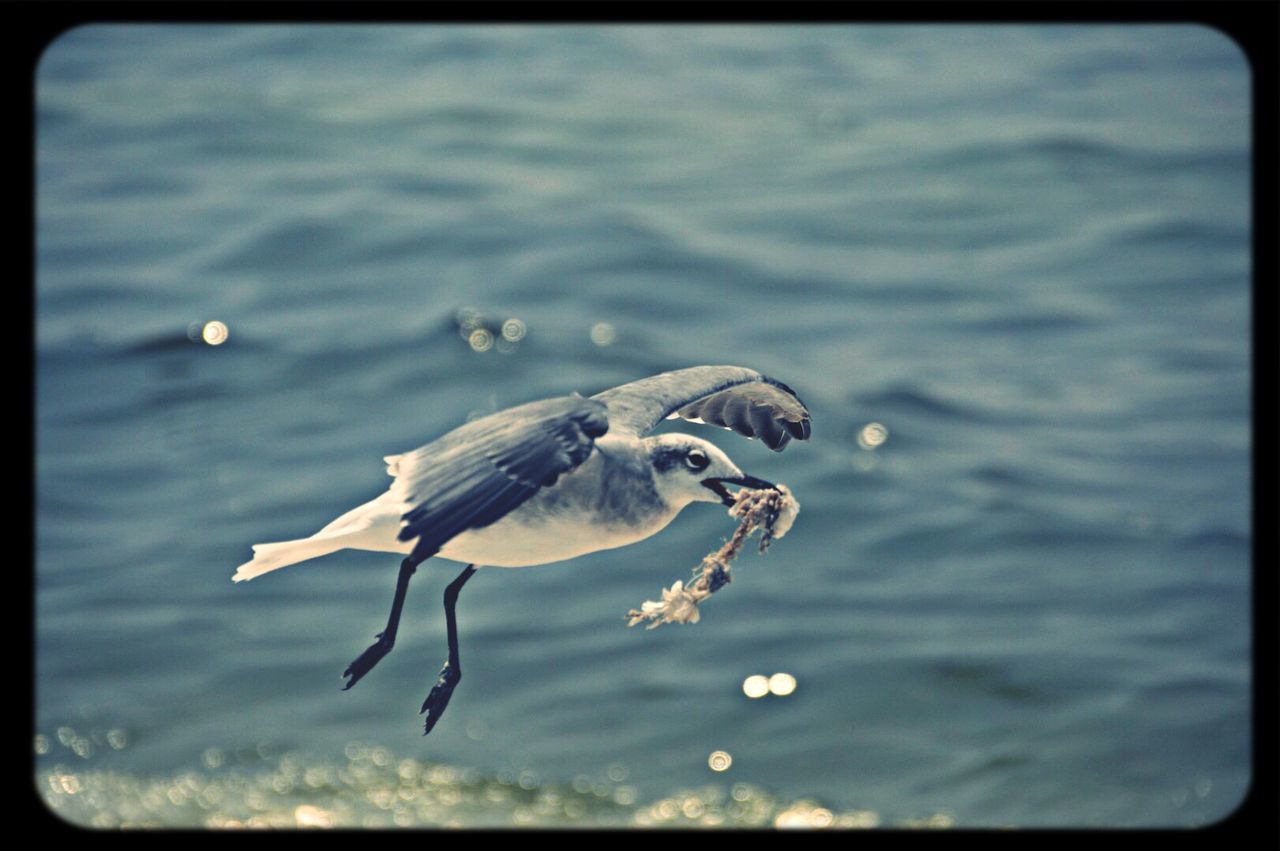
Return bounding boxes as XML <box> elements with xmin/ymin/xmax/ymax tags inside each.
<box><xmin>701</xmin><ymin>474</ymin><xmax>777</xmax><ymax>507</ymax></box>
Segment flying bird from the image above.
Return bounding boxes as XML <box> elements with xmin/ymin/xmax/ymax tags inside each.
<box><xmin>234</xmin><ymin>365</ymin><xmax>812</xmax><ymax>734</ymax></box>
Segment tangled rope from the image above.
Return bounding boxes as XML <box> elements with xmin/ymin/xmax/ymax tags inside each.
<box><xmin>626</xmin><ymin>484</ymin><xmax>799</xmax><ymax>629</ymax></box>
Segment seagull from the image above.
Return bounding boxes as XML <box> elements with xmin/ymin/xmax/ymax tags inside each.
<box><xmin>233</xmin><ymin>365</ymin><xmax>812</xmax><ymax>734</ymax></box>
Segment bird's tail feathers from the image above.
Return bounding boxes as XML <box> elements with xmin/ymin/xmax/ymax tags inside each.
<box><xmin>233</xmin><ymin>495</ymin><xmax>399</xmax><ymax>582</ymax></box>
<box><xmin>232</xmin><ymin>536</ymin><xmax>346</xmax><ymax>582</ymax></box>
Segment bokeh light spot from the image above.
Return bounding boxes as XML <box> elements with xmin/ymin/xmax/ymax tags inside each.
<box><xmin>768</xmin><ymin>672</ymin><xmax>797</xmax><ymax>696</ymax></box>
<box><xmin>455</xmin><ymin>306</ymin><xmax>482</xmax><ymax>333</ymax></box>
<box><xmin>468</xmin><ymin>328</ymin><xmax>494</xmax><ymax>352</ymax></box>
<box><xmin>742</xmin><ymin>675</ymin><xmax>769</xmax><ymax>698</ymax></box>
<box><xmin>202</xmin><ymin>320</ymin><xmax>229</xmax><ymax>346</ymax></box>
<box><xmin>708</xmin><ymin>750</ymin><xmax>733</xmax><ymax>772</ymax></box>
<box><xmin>851</xmin><ymin>452</ymin><xmax>880</xmax><ymax>473</ymax></box>
<box><xmin>501</xmin><ymin>318</ymin><xmax>526</xmax><ymax>342</ymax></box>
<box><xmin>590</xmin><ymin>322</ymin><xmax>616</xmax><ymax>346</ymax></box>
<box><xmin>294</xmin><ymin>804</ymin><xmax>334</xmax><ymax>828</ymax></box>
<box><xmin>857</xmin><ymin>422</ymin><xmax>888</xmax><ymax>450</ymax></box>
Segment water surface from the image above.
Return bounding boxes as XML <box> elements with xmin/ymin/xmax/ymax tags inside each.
<box><xmin>36</xmin><ymin>24</ymin><xmax>1251</xmax><ymax>828</ymax></box>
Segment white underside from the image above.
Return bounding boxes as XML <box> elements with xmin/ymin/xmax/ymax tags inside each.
<box><xmin>232</xmin><ymin>488</ymin><xmax>677</xmax><ymax>582</ymax></box>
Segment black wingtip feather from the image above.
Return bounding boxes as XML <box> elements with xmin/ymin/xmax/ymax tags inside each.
<box><xmin>672</xmin><ymin>380</ymin><xmax>811</xmax><ymax>450</ymax></box>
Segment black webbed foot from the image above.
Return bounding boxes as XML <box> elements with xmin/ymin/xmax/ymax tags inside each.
<box><xmin>342</xmin><ymin>632</ymin><xmax>393</xmax><ymax>690</ymax></box>
<box><xmin>420</xmin><ymin>660</ymin><xmax>461</xmax><ymax>735</ymax></box>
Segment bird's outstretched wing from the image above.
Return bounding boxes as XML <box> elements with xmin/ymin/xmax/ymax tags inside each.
<box><xmin>388</xmin><ymin>395</ymin><xmax>609</xmax><ymax>562</ymax></box>
<box><xmin>591</xmin><ymin>365</ymin><xmax>812</xmax><ymax>451</ymax></box>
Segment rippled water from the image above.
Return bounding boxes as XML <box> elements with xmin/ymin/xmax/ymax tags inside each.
<box><xmin>36</xmin><ymin>24</ymin><xmax>1251</xmax><ymax>828</ymax></box>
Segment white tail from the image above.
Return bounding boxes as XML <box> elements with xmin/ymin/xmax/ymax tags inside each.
<box><xmin>232</xmin><ymin>492</ymin><xmax>407</xmax><ymax>583</ymax></box>
<box><xmin>232</xmin><ymin>537</ymin><xmax>348</xmax><ymax>582</ymax></box>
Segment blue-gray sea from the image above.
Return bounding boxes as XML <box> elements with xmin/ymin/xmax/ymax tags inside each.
<box><xmin>35</xmin><ymin>24</ymin><xmax>1252</xmax><ymax>829</ymax></box>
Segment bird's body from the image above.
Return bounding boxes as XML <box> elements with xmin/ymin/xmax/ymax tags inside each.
<box><xmin>236</xmin><ymin>432</ymin><xmax>690</xmax><ymax>576</ymax></box>
<box><xmin>437</xmin><ymin>433</ymin><xmax>675</xmax><ymax>567</ymax></box>
<box><xmin>234</xmin><ymin>365</ymin><xmax>811</xmax><ymax>734</ymax></box>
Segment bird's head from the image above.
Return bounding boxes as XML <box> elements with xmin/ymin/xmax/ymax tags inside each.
<box><xmin>644</xmin><ymin>433</ymin><xmax>775</xmax><ymax>510</ymax></box>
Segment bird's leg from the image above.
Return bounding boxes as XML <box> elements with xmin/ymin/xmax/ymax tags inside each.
<box><xmin>421</xmin><ymin>564</ymin><xmax>478</xmax><ymax>735</ymax></box>
<box><xmin>342</xmin><ymin>556</ymin><xmax>420</xmax><ymax>690</ymax></box>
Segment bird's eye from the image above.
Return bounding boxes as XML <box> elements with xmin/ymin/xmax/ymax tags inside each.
<box><xmin>685</xmin><ymin>450</ymin><xmax>710</xmax><ymax>471</ymax></box>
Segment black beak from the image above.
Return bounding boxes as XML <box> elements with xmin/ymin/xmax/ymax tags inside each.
<box><xmin>701</xmin><ymin>474</ymin><xmax>777</xmax><ymax>507</ymax></box>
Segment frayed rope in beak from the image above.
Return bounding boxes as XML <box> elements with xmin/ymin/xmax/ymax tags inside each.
<box><xmin>626</xmin><ymin>484</ymin><xmax>800</xmax><ymax>629</ymax></box>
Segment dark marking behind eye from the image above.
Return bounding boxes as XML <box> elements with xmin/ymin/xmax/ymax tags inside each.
<box><xmin>651</xmin><ymin>445</ymin><xmax>687</xmax><ymax>473</ymax></box>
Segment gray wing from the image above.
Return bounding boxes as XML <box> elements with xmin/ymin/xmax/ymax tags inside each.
<box><xmin>388</xmin><ymin>395</ymin><xmax>609</xmax><ymax>561</ymax></box>
<box><xmin>591</xmin><ymin>365</ymin><xmax>812</xmax><ymax>451</ymax></box>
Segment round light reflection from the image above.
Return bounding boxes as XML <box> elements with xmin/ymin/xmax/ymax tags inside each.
<box><xmin>590</xmin><ymin>322</ymin><xmax>616</xmax><ymax>347</ymax></box>
<box><xmin>768</xmin><ymin>672</ymin><xmax>797</xmax><ymax>697</ymax></box>
<box><xmin>857</xmin><ymin>422</ymin><xmax>888</xmax><ymax>450</ymax></box>
<box><xmin>501</xmin><ymin>318</ymin><xmax>526</xmax><ymax>342</ymax></box>
<box><xmin>201</xmin><ymin>320</ymin><xmax>229</xmax><ymax>346</ymax></box>
<box><xmin>468</xmin><ymin>328</ymin><xmax>494</xmax><ymax>352</ymax></box>
<box><xmin>742</xmin><ymin>675</ymin><xmax>770</xmax><ymax>698</ymax></box>
<box><xmin>708</xmin><ymin>750</ymin><xmax>732</xmax><ymax>772</ymax></box>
